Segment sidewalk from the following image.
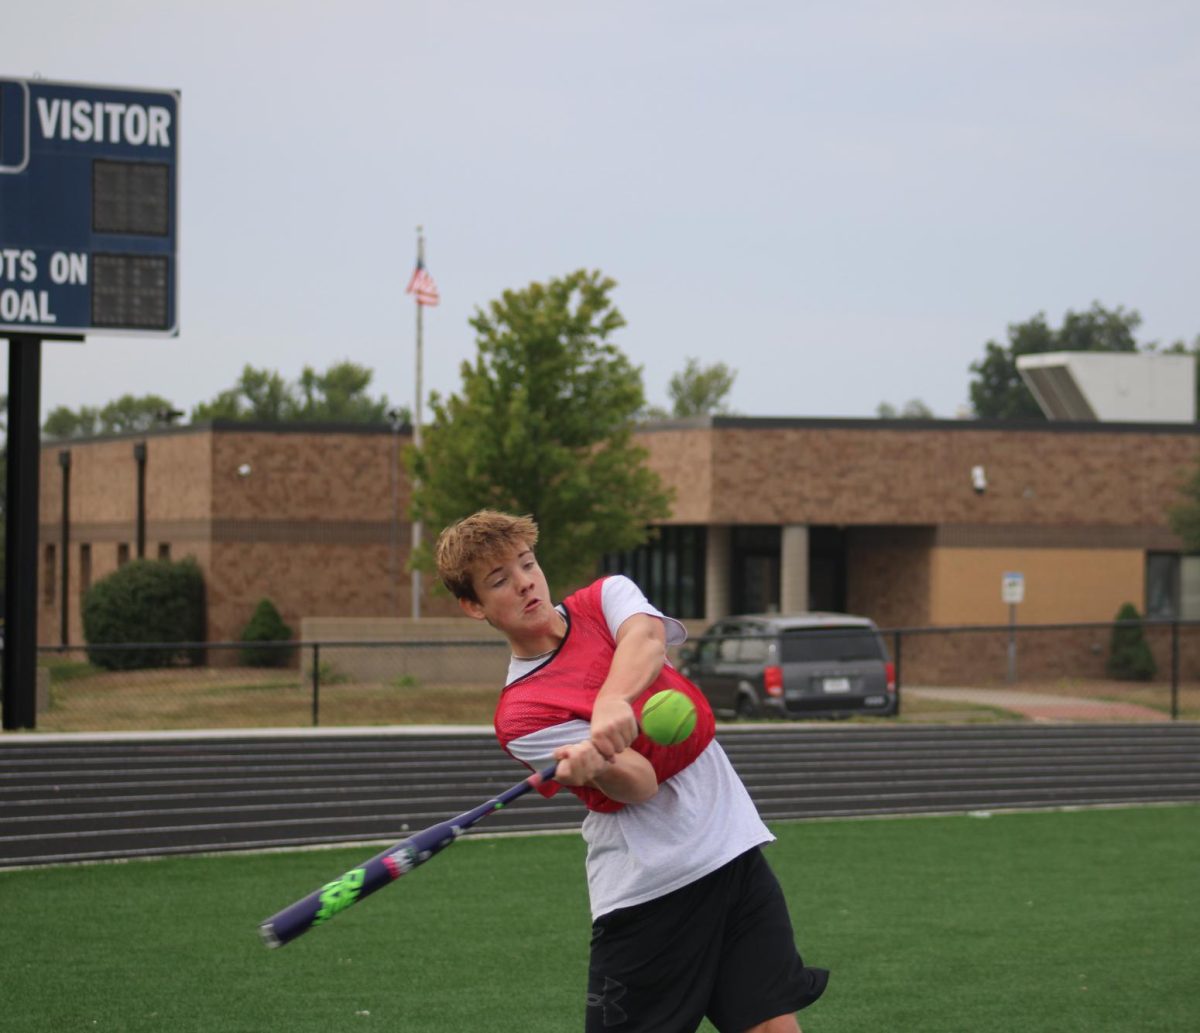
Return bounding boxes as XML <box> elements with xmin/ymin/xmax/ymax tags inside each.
<box><xmin>905</xmin><ymin>686</ymin><xmax>1170</xmax><ymax>723</ymax></box>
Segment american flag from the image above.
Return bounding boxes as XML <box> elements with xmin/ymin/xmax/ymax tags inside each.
<box><xmin>406</xmin><ymin>257</ymin><xmax>440</xmax><ymax>306</ymax></box>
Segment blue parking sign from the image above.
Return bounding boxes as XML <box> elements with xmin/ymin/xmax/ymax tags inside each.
<box><xmin>0</xmin><ymin>77</ymin><xmax>179</xmax><ymax>336</ymax></box>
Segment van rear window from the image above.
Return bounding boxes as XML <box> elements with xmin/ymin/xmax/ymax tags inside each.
<box><xmin>780</xmin><ymin>628</ymin><xmax>883</xmax><ymax>663</ymax></box>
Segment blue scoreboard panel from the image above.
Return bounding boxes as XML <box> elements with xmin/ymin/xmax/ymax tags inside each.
<box><xmin>0</xmin><ymin>77</ymin><xmax>179</xmax><ymax>337</ymax></box>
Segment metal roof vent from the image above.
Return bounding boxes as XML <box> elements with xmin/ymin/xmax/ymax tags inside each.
<box><xmin>1015</xmin><ymin>352</ymin><xmax>1195</xmax><ymax>423</ymax></box>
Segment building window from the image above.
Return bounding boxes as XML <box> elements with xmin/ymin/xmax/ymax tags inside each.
<box><xmin>1145</xmin><ymin>552</ymin><xmax>1180</xmax><ymax>619</ymax></box>
<box><xmin>731</xmin><ymin>526</ymin><xmax>781</xmax><ymax>615</ymax></box>
<box><xmin>808</xmin><ymin>526</ymin><xmax>848</xmax><ymax>613</ymax></box>
<box><xmin>117</xmin><ymin>543</ymin><xmax>130</xmax><ymax>567</ymax></box>
<box><xmin>80</xmin><ymin>544</ymin><xmax>92</xmax><ymax>596</ymax></box>
<box><xmin>43</xmin><ymin>545</ymin><xmax>56</xmax><ymax>604</ymax></box>
<box><xmin>602</xmin><ymin>526</ymin><xmax>707</xmax><ymax>618</ymax></box>
<box><xmin>158</xmin><ymin>542</ymin><xmax>171</xmax><ymax>560</ymax></box>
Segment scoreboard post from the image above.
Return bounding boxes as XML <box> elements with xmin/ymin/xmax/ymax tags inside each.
<box><xmin>0</xmin><ymin>77</ymin><xmax>179</xmax><ymax>729</ymax></box>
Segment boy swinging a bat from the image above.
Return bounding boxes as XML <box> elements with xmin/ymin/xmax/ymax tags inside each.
<box><xmin>436</xmin><ymin>510</ymin><xmax>828</xmax><ymax>1033</ymax></box>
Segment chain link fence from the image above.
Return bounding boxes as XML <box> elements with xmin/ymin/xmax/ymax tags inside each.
<box><xmin>25</xmin><ymin>639</ymin><xmax>508</xmax><ymax>732</ymax></box>
<box><xmin>9</xmin><ymin>618</ymin><xmax>1200</xmax><ymax>732</ymax></box>
<box><xmin>890</xmin><ymin>619</ymin><xmax>1198</xmax><ymax>723</ymax></box>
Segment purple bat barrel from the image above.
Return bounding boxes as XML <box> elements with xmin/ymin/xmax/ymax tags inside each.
<box><xmin>258</xmin><ymin>763</ymin><xmax>556</xmax><ymax>948</ymax></box>
<box><xmin>259</xmin><ymin>818</ymin><xmax>461</xmax><ymax>947</ymax></box>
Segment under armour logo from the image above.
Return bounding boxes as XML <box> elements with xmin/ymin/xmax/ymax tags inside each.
<box><xmin>586</xmin><ymin>976</ymin><xmax>628</xmax><ymax>1027</ymax></box>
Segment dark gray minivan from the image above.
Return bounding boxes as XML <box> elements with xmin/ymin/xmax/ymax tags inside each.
<box><xmin>679</xmin><ymin>613</ymin><xmax>896</xmax><ymax>719</ymax></box>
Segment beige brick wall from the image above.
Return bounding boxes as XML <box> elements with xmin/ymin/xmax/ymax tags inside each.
<box><xmin>146</xmin><ymin>431</ymin><xmax>214</xmax><ymax>519</ymax></box>
<box><xmin>39</xmin><ymin>432</ymin><xmax>215</xmax><ymax>646</ymax></box>
<box><xmin>929</xmin><ymin>547</ymin><xmax>1145</xmax><ymax>626</ymax></box>
<box><xmin>845</xmin><ymin>527</ymin><xmax>934</xmax><ymax>628</ymax></box>
<box><xmin>297</xmin><ymin>616</ymin><xmax>509</xmax><ymax>685</ymax></box>
<box><xmin>636</xmin><ymin>422</ymin><xmax>1196</xmax><ymax>630</ymax></box>
<box><xmin>839</xmin><ymin>540</ymin><xmax>1146</xmax><ymax>634</ymax></box>
<box><xmin>206</xmin><ymin>539</ymin><xmax>460</xmax><ymax>646</ymax></box>
<box><xmin>895</xmin><ymin>622</ymin><xmax>1199</xmax><ymax>686</ymax></box>
<box><xmin>639</xmin><ymin>427</ymin><xmax>714</xmax><ymax>522</ymax></box>
<box><xmin>211</xmin><ymin>430</ymin><xmax>404</xmax><ymax>522</ymax></box>
<box><xmin>644</xmin><ymin>424</ymin><xmax>1198</xmax><ymax>532</ymax></box>
<box><xmin>205</xmin><ymin>428</ymin><xmax>429</xmax><ymax>652</ymax></box>
<box><xmin>37</xmin><ymin>426</ymin><xmax>424</xmax><ymax>647</ymax></box>
<box><xmin>37</xmin><ymin>420</ymin><xmax>1200</xmax><ymax>654</ymax></box>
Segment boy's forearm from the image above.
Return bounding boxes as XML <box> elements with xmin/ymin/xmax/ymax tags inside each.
<box><xmin>598</xmin><ymin>616</ymin><xmax>667</xmax><ymax>703</ymax></box>
<box><xmin>552</xmin><ymin>740</ymin><xmax>659</xmax><ymax>805</ymax></box>
<box><xmin>590</xmin><ymin>749</ymin><xmax>659</xmax><ymax>805</ymax></box>
<box><xmin>590</xmin><ymin>616</ymin><xmax>668</xmax><ymax>758</ymax></box>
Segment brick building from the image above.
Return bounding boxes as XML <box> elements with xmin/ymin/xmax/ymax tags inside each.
<box><xmin>36</xmin><ymin>416</ymin><xmax>1200</xmax><ymax>650</ymax></box>
<box><xmin>629</xmin><ymin>417</ymin><xmax>1199</xmax><ymax>627</ymax></box>
<box><xmin>38</xmin><ymin>422</ymin><xmax>429</xmax><ymax>647</ymax></box>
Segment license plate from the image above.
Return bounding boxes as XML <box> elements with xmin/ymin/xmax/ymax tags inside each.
<box><xmin>823</xmin><ymin>677</ymin><xmax>851</xmax><ymax>694</ymax></box>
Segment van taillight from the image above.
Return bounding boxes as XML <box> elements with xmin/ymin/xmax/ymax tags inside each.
<box><xmin>885</xmin><ymin>662</ymin><xmax>896</xmax><ymax>692</ymax></box>
<box><xmin>764</xmin><ymin>666</ymin><xmax>784</xmax><ymax>697</ymax></box>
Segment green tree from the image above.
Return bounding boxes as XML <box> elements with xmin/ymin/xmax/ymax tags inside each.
<box><xmin>191</xmin><ymin>361</ymin><xmax>401</xmax><ymax>424</ymax></box>
<box><xmin>43</xmin><ymin>404</ymin><xmax>101</xmax><ymax>439</ymax></box>
<box><xmin>295</xmin><ymin>360</ymin><xmax>392</xmax><ymax>422</ymax></box>
<box><xmin>98</xmin><ymin>393</ymin><xmax>177</xmax><ymax>433</ymax></box>
<box><xmin>409</xmin><ymin>269</ymin><xmax>672</xmax><ymax>591</ymax></box>
<box><xmin>877</xmin><ymin>399</ymin><xmax>934</xmax><ymax>419</ymax></box>
<box><xmin>643</xmin><ymin>358</ymin><xmax>738</xmax><ymax>420</ymax></box>
<box><xmin>191</xmin><ymin>365</ymin><xmax>295</xmax><ymax>422</ymax></box>
<box><xmin>968</xmin><ymin>303</ymin><xmax>1142</xmax><ymax>419</ymax></box>
<box><xmin>44</xmin><ymin>395</ymin><xmax>177</xmax><ymax>438</ymax></box>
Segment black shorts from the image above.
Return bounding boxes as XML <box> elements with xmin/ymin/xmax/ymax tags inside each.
<box><xmin>585</xmin><ymin>847</ymin><xmax>828</xmax><ymax>1033</ymax></box>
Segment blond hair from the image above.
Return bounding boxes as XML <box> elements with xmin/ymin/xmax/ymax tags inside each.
<box><xmin>434</xmin><ymin>510</ymin><xmax>540</xmax><ymax>601</ymax></box>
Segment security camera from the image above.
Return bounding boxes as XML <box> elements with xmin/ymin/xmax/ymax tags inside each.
<box><xmin>971</xmin><ymin>465</ymin><xmax>987</xmax><ymax>494</ymax></box>
<box><xmin>237</xmin><ymin>463</ymin><xmax>252</xmax><ymax>478</ymax></box>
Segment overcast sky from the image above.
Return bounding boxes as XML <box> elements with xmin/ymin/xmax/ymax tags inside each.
<box><xmin>2</xmin><ymin>1</ymin><xmax>1197</xmax><ymax>421</ymax></box>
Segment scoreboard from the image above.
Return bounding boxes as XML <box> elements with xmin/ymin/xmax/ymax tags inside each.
<box><xmin>0</xmin><ymin>77</ymin><xmax>179</xmax><ymax>337</ymax></box>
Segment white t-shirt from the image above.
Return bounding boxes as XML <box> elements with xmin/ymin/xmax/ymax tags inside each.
<box><xmin>505</xmin><ymin>576</ymin><xmax>774</xmax><ymax>919</ymax></box>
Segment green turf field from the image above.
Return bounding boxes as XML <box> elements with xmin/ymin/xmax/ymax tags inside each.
<box><xmin>1</xmin><ymin>805</ymin><xmax>1196</xmax><ymax>1032</ymax></box>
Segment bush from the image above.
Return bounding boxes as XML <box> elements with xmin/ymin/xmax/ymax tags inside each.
<box><xmin>82</xmin><ymin>558</ymin><xmax>206</xmax><ymax>670</ymax></box>
<box><xmin>240</xmin><ymin>598</ymin><xmax>294</xmax><ymax>667</ymax></box>
<box><xmin>1106</xmin><ymin>602</ymin><xmax>1157</xmax><ymax>681</ymax></box>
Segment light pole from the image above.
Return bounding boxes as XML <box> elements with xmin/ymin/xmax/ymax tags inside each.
<box><xmin>133</xmin><ymin>441</ymin><xmax>148</xmax><ymax>559</ymax></box>
<box><xmin>387</xmin><ymin>408</ymin><xmax>404</xmax><ymax>617</ymax></box>
<box><xmin>58</xmin><ymin>449</ymin><xmax>71</xmax><ymax>646</ymax></box>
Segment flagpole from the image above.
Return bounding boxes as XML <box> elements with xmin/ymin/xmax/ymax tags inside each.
<box><xmin>411</xmin><ymin>227</ymin><xmax>425</xmax><ymax>620</ymax></box>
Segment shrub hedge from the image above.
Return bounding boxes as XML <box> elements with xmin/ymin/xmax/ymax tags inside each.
<box><xmin>1106</xmin><ymin>601</ymin><xmax>1157</xmax><ymax>681</ymax></box>
<box><xmin>82</xmin><ymin>558</ymin><xmax>206</xmax><ymax>670</ymax></box>
<box><xmin>239</xmin><ymin>598</ymin><xmax>295</xmax><ymax>667</ymax></box>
